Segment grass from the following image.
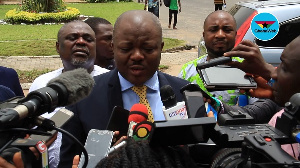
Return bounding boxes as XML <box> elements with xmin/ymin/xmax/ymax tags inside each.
<box><xmin>67</xmin><ymin>2</ymin><xmax>144</xmax><ymax>24</ymax></box>
<box><xmin>163</xmin><ymin>38</ymin><xmax>185</xmax><ymax>50</ymax></box>
<box><xmin>16</xmin><ymin>69</ymin><xmax>52</xmax><ymax>83</ymax></box>
<box><xmin>0</xmin><ymin>2</ymin><xmax>186</xmax><ymax>81</ymax></box>
<box><xmin>0</xmin><ymin>3</ymin><xmax>185</xmax><ymax>56</ymax></box>
<box><xmin>0</xmin><ymin>4</ymin><xmax>16</xmax><ymax>20</ymax></box>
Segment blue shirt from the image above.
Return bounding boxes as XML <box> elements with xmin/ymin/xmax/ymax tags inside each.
<box><xmin>118</xmin><ymin>71</ymin><xmax>165</xmax><ymax>121</ymax></box>
<box><xmin>148</xmin><ymin>0</ymin><xmax>159</xmax><ymax>8</ymax></box>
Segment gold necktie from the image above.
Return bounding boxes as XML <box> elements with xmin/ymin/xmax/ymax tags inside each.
<box><xmin>131</xmin><ymin>85</ymin><xmax>154</xmax><ymax>122</ymax></box>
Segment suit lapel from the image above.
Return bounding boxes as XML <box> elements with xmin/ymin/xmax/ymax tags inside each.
<box><xmin>158</xmin><ymin>71</ymin><xmax>170</xmax><ymax>88</ymax></box>
<box><xmin>107</xmin><ymin>69</ymin><xmax>123</xmax><ymax>112</ymax></box>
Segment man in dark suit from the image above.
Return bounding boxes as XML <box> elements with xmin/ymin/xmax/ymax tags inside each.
<box><xmin>0</xmin><ymin>66</ymin><xmax>24</xmax><ymax>99</ymax></box>
<box><xmin>59</xmin><ymin>10</ymin><xmax>190</xmax><ymax>167</ymax></box>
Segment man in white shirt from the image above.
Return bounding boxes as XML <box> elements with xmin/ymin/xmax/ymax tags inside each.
<box><xmin>29</xmin><ymin>20</ymin><xmax>109</xmax><ymax>168</ymax></box>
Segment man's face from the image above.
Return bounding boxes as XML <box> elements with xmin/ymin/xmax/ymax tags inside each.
<box><xmin>203</xmin><ymin>12</ymin><xmax>236</xmax><ymax>58</ymax></box>
<box><xmin>113</xmin><ymin>17</ymin><xmax>163</xmax><ymax>86</ymax></box>
<box><xmin>94</xmin><ymin>24</ymin><xmax>114</xmax><ymax>61</ymax></box>
<box><xmin>271</xmin><ymin>37</ymin><xmax>300</xmax><ymax>106</ymax></box>
<box><xmin>56</xmin><ymin>22</ymin><xmax>96</xmax><ymax>71</ymax></box>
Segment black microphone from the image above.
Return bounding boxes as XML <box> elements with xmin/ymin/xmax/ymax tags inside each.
<box><xmin>0</xmin><ymin>68</ymin><xmax>95</xmax><ymax>127</ymax></box>
<box><xmin>196</xmin><ymin>56</ymin><xmax>232</xmax><ymax>70</ymax></box>
<box><xmin>160</xmin><ymin>85</ymin><xmax>177</xmax><ymax>109</ymax></box>
<box><xmin>160</xmin><ymin>85</ymin><xmax>188</xmax><ymax>120</ymax></box>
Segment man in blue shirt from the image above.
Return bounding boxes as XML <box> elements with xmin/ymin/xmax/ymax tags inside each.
<box><xmin>144</xmin><ymin>0</ymin><xmax>162</xmax><ymax>18</ymax></box>
<box><xmin>58</xmin><ymin>10</ymin><xmax>190</xmax><ymax>167</ymax></box>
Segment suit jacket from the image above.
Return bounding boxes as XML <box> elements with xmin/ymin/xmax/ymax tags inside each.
<box><xmin>59</xmin><ymin>69</ymin><xmax>190</xmax><ymax>167</ymax></box>
<box><xmin>0</xmin><ymin>66</ymin><xmax>24</xmax><ymax>97</ymax></box>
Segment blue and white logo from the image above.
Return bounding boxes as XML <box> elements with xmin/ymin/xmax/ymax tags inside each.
<box><xmin>251</xmin><ymin>13</ymin><xmax>279</xmax><ymax>41</ymax></box>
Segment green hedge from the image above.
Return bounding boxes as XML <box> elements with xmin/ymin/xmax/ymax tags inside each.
<box><xmin>5</xmin><ymin>7</ymin><xmax>80</xmax><ymax>24</ymax></box>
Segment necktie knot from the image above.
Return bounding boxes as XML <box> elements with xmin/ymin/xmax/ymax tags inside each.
<box><xmin>131</xmin><ymin>85</ymin><xmax>147</xmax><ymax>100</ymax></box>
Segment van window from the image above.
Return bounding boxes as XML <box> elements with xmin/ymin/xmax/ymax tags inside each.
<box><xmin>229</xmin><ymin>5</ymin><xmax>255</xmax><ymax>30</ymax></box>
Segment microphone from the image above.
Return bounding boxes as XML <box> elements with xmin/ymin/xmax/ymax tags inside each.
<box><xmin>180</xmin><ymin>83</ymin><xmax>218</xmax><ymax>119</ymax></box>
<box><xmin>127</xmin><ymin>104</ymin><xmax>148</xmax><ymax>137</ymax></box>
<box><xmin>0</xmin><ymin>68</ymin><xmax>95</xmax><ymax>127</ymax></box>
<box><xmin>196</xmin><ymin>56</ymin><xmax>232</xmax><ymax>70</ymax></box>
<box><xmin>160</xmin><ymin>85</ymin><xmax>188</xmax><ymax>120</ymax></box>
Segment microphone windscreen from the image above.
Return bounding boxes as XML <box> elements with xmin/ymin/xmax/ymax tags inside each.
<box><xmin>128</xmin><ymin>104</ymin><xmax>148</xmax><ymax>123</ymax></box>
<box><xmin>47</xmin><ymin>68</ymin><xmax>95</xmax><ymax>105</ymax></box>
<box><xmin>160</xmin><ymin>85</ymin><xmax>177</xmax><ymax>109</ymax></box>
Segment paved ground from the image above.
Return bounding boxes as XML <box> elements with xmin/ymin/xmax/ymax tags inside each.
<box><xmin>0</xmin><ymin>0</ymin><xmax>243</xmax><ymax>93</ymax></box>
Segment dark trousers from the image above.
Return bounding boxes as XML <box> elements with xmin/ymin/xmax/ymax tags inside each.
<box><xmin>215</xmin><ymin>4</ymin><xmax>222</xmax><ymax>11</ymax></box>
<box><xmin>148</xmin><ymin>5</ymin><xmax>159</xmax><ymax>18</ymax></box>
<box><xmin>169</xmin><ymin>9</ymin><xmax>178</xmax><ymax>27</ymax></box>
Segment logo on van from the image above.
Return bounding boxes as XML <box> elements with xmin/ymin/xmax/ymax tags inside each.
<box><xmin>251</xmin><ymin>13</ymin><xmax>279</xmax><ymax>41</ymax></box>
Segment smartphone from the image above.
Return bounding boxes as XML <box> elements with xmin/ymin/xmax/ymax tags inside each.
<box><xmin>30</xmin><ymin>108</ymin><xmax>74</xmax><ymax>142</ymax></box>
<box><xmin>78</xmin><ymin>129</ymin><xmax>114</xmax><ymax>168</ymax></box>
<box><xmin>199</xmin><ymin>66</ymin><xmax>257</xmax><ymax>90</ymax></box>
<box><xmin>106</xmin><ymin>106</ymin><xmax>130</xmax><ymax>139</ymax></box>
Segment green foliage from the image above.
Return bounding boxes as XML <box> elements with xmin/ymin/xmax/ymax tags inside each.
<box><xmin>5</xmin><ymin>7</ymin><xmax>80</xmax><ymax>24</ymax></box>
<box><xmin>20</xmin><ymin>0</ymin><xmax>66</xmax><ymax>13</ymax></box>
<box><xmin>16</xmin><ymin>69</ymin><xmax>52</xmax><ymax>83</ymax></box>
<box><xmin>163</xmin><ymin>38</ymin><xmax>185</xmax><ymax>51</ymax></box>
<box><xmin>158</xmin><ymin>65</ymin><xmax>169</xmax><ymax>71</ymax></box>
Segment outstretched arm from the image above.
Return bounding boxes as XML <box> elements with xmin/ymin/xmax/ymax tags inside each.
<box><xmin>224</xmin><ymin>40</ymin><xmax>275</xmax><ymax>81</ymax></box>
<box><xmin>223</xmin><ymin>99</ymin><xmax>281</xmax><ymax>124</ymax></box>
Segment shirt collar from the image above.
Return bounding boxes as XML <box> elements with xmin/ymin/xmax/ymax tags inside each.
<box><xmin>118</xmin><ymin>71</ymin><xmax>159</xmax><ymax>92</ymax></box>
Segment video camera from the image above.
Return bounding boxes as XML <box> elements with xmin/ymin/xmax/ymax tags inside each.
<box><xmin>148</xmin><ymin>78</ymin><xmax>300</xmax><ymax>168</ymax></box>
<box><xmin>186</xmin><ymin>93</ymin><xmax>300</xmax><ymax>168</ymax></box>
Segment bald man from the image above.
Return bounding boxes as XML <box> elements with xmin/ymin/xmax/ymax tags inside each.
<box><xmin>178</xmin><ymin>10</ymin><xmax>255</xmax><ymax>110</ymax></box>
<box><xmin>58</xmin><ymin>10</ymin><xmax>190</xmax><ymax>167</ymax></box>
<box><xmin>28</xmin><ymin>20</ymin><xmax>109</xmax><ymax>168</ymax></box>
